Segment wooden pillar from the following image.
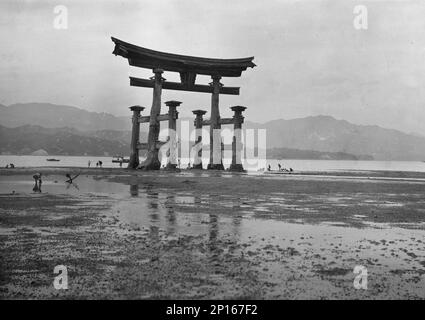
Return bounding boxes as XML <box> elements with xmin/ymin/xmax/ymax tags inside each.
<box><xmin>207</xmin><ymin>75</ymin><xmax>224</xmax><ymax>170</ymax></box>
<box><xmin>192</xmin><ymin>110</ymin><xmax>207</xmax><ymax>169</ymax></box>
<box><xmin>229</xmin><ymin>106</ymin><xmax>246</xmax><ymax>172</ymax></box>
<box><xmin>140</xmin><ymin>68</ymin><xmax>164</xmax><ymax>170</ymax></box>
<box><xmin>128</xmin><ymin>105</ymin><xmax>145</xmax><ymax>169</ymax></box>
<box><xmin>165</xmin><ymin>100</ymin><xmax>181</xmax><ymax>169</ymax></box>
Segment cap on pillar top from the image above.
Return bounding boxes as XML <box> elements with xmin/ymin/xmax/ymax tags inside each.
<box><xmin>129</xmin><ymin>105</ymin><xmax>145</xmax><ymax>112</ymax></box>
<box><xmin>165</xmin><ymin>100</ymin><xmax>182</xmax><ymax>107</ymax></box>
<box><xmin>231</xmin><ymin>106</ymin><xmax>247</xmax><ymax>112</ymax></box>
<box><xmin>192</xmin><ymin>109</ymin><xmax>207</xmax><ymax>116</ymax></box>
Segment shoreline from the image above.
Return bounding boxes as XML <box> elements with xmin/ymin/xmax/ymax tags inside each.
<box><xmin>3</xmin><ymin>166</ymin><xmax>425</xmax><ymax>179</ymax></box>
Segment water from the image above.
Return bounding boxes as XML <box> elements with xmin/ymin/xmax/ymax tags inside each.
<box><xmin>0</xmin><ymin>175</ymin><xmax>425</xmax><ymax>299</ymax></box>
<box><xmin>1</xmin><ymin>155</ymin><xmax>425</xmax><ymax>172</ymax></box>
<box><xmin>1</xmin><ymin>174</ymin><xmax>424</xmax><ymax>298</ymax></box>
<box><xmin>0</xmin><ymin>155</ymin><xmax>119</xmax><ymax>168</ymax></box>
<box><xmin>266</xmin><ymin>159</ymin><xmax>425</xmax><ymax>173</ymax></box>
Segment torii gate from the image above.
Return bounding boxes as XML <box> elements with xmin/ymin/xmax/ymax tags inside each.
<box><xmin>111</xmin><ymin>37</ymin><xmax>255</xmax><ymax>170</ymax></box>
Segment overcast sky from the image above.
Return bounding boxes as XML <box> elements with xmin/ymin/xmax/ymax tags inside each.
<box><xmin>1</xmin><ymin>0</ymin><xmax>425</xmax><ymax>134</ymax></box>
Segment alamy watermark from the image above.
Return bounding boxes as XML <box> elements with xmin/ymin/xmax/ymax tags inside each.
<box><xmin>156</xmin><ymin>121</ymin><xmax>267</xmax><ymax>170</ymax></box>
<box><xmin>53</xmin><ymin>5</ymin><xmax>68</xmax><ymax>30</ymax></box>
<box><xmin>53</xmin><ymin>265</ymin><xmax>68</xmax><ymax>290</ymax></box>
<box><xmin>353</xmin><ymin>5</ymin><xmax>368</xmax><ymax>30</ymax></box>
<box><xmin>353</xmin><ymin>265</ymin><xmax>368</xmax><ymax>290</ymax></box>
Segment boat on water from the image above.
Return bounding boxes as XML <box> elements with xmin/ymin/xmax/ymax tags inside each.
<box><xmin>112</xmin><ymin>156</ymin><xmax>129</xmax><ymax>163</ymax></box>
<box><xmin>46</xmin><ymin>158</ymin><xmax>60</xmax><ymax>162</ymax></box>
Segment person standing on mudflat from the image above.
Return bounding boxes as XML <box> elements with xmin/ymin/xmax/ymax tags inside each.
<box><xmin>32</xmin><ymin>173</ymin><xmax>41</xmax><ymax>192</ymax></box>
<box><xmin>38</xmin><ymin>174</ymin><xmax>42</xmax><ymax>192</ymax></box>
<box><xmin>66</xmin><ymin>173</ymin><xmax>80</xmax><ymax>184</ymax></box>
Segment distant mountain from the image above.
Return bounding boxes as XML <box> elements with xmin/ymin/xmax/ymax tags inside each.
<box><xmin>244</xmin><ymin>116</ymin><xmax>425</xmax><ymax>161</ymax></box>
<box><xmin>267</xmin><ymin>147</ymin><xmax>372</xmax><ymax>161</ymax></box>
<box><xmin>0</xmin><ymin>123</ymin><xmax>363</xmax><ymax>160</ymax></box>
<box><xmin>1</xmin><ymin>103</ymin><xmax>425</xmax><ymax>160</ymax></box>
<box><xmin>78</xmin><ymin>129</ymin><xmax>134</xmax><ymax>144</ymax></box>
<box><xmin>0</xmin><ymin>125</ymin><xmax>131</xmax><ymax>156</ymax></box>
<box><xmin>0</xmin><ymin>103</ymin><xmax>131</xmax><ymax>131</ymax></box>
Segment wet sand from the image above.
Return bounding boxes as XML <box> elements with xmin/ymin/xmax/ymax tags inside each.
<box><xmin>0</xmin><ymin>167</ymin><xmax>424</xmax><ymax>299</ymax></box>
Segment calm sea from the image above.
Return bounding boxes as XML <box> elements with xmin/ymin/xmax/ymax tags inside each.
<box><xmin>1</xmin><ymin>155</ymin><xmax>425</xmax><ymax>173</ymax></box>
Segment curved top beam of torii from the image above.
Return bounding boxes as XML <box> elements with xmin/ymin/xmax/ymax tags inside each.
<box><xmin>111</xmin><ymin>37</ymin><xmax>256</xmax><ymax>78</ymax></box>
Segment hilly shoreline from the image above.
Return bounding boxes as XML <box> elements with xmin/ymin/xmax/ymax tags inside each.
<box><xmin>1</xmin><ymin>103</ymin><xmax>425</xmax><ymax>160</ymax></box>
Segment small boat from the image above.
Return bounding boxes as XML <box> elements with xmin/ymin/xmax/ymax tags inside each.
<box><xmin>112</xmin><ymin>156</ymin><xmax>129</xmax><ymax>163</ymax></box>
<box><xmin>46</xmin><ymin>158</ymin><xmax>60</xmax><ymax>162</ymax></box>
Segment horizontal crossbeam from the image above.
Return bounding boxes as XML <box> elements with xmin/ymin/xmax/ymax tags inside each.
<box><xmin>201</xmin><ymin>118</ymin><xmax>234</xmax><ymax>126</ymax></box>
<box><xmin>112</xmin><ymin>37</ymin><xmax>255</xmax><ymax>78</ymax></box>
<box><xmin>201</xmin><ymin>119</ymin><xmax>211</xmax><ymax>126</ymax></box>
<box><xmin>139</xmin><ymin>116</ymin><xmax>150</xmax><ymax>123</ymax></box>
<box><xmin>138</xmin><ymin>114</ymin><xmax>176</xmax><ymax>123</ymax></box>
<box><xmin>219</xmin><ymin>118</ymin><xmax>234</xmax><ymax>125</ymax></box>
<box><xmin>137</xmin><ymin>141</ymin><xmax>168</xmax><ymax>150</ymax></box>
<box><xmin>130</xmin><ymin>77</ymin><xmax>240</xmax><ymax>95</ymax></box>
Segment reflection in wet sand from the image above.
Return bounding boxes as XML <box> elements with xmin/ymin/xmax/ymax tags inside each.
<box><xmin>106</xmin><ymin>176</ymin><xmax>425</xmax><ymax>298</ymax></box>
<box><xmin>130</xmin><ymin>184</ymin><xmax>138</xmax><ymax>197</ymax></box>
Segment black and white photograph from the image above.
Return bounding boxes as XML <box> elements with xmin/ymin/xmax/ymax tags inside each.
<box><xmin>0</xmin><ymin>0</ymin><xmax>424</xmax><ymax>306</ymax></box>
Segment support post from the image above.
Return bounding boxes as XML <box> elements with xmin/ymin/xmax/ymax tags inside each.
<box><xmin>192</xmin><ymin>110</ymin><xmax>207</xmax><ymax>169</ymax></box>
<box><xmin>229</xmin><ymin>106</ymin><xmax>246</xmax><ymax>172</ymax></box>
<box><xmin>165</xmin><ymin>100</ymin><xmax>181</xmax><ymax>169</ymax></box>
<box><xmin>207</xmin><ymin>75</ymin><xmax>224</xmax><ymax>170</ymax></box>
<box><xmin>139</xmin><ymin>68</ymin><xmax>164</xmax><ymax>170</ymax></box>
<box><xmin>128</xmin><ymin>105</ymin><xmax>145</xmax><ymax>169</ymax></box>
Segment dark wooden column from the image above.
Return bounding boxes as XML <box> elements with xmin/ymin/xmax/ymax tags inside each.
<box><xmin>207</xmin><ymin>75</ymin><xmax>224</xmax><ymax>170</ymax></box>
<box><xmin>229</xmin><ymin>106</ymin><xmax>246</xmax><ymax>172</ymax></box>
<box><xmin>128</xmin><ymin>105</ymin><xmax>145</xmax><ymax>169</ymax></box>
<box><xmin>165</xmin><ymin>100</ymin><xmax>181</xmax><ymax>169</ymax></box>
<box><xmin>192</xmin><ymin>110</ymin><xmax>207</xmax><ymax>169</ymax></box>
<box><xmin>140</xmin><ymin>68</ymin><xmax>164</xmax><ymax>170</ymax></box>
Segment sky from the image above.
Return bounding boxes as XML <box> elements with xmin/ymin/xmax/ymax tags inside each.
<box><xmin>1</xmin><ymin>0</ymin><xmax>425</xmax><ymax>135</ymax></box>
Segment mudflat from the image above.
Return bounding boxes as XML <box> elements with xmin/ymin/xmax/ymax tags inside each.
<box><xmin>0</xmin><ymin>167</ymin><xmax>424</xmax><ymax>299</ymax></box>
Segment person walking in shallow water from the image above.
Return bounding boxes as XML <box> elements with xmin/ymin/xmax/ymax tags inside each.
<box><xmin>66</xmin><ymin>172</ymin><xmax>80</xmax><ymax>184</ymax></box>
<box><xmin>32</xmin><ymin>174</ymin><xmax>39</xmax><ymax>192</ymax></box>
<box><xmin>65</xmin><ymin>172</ymin><xmax>81</xmax><ymax>191</ymax></box>
<box><xmin>65</xmin><ymin>173</ymin><xmax>73</xmax><ymax>183</ymax></box>
<box><xmin>88</xmin><ymin>160</ymin><xmax>91</xmax><ymax>168</ymax></box>
<box><xmin>32</xmin><ymin>173</ymin><xmax>42</xmax><ymax>192</ymax></box>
